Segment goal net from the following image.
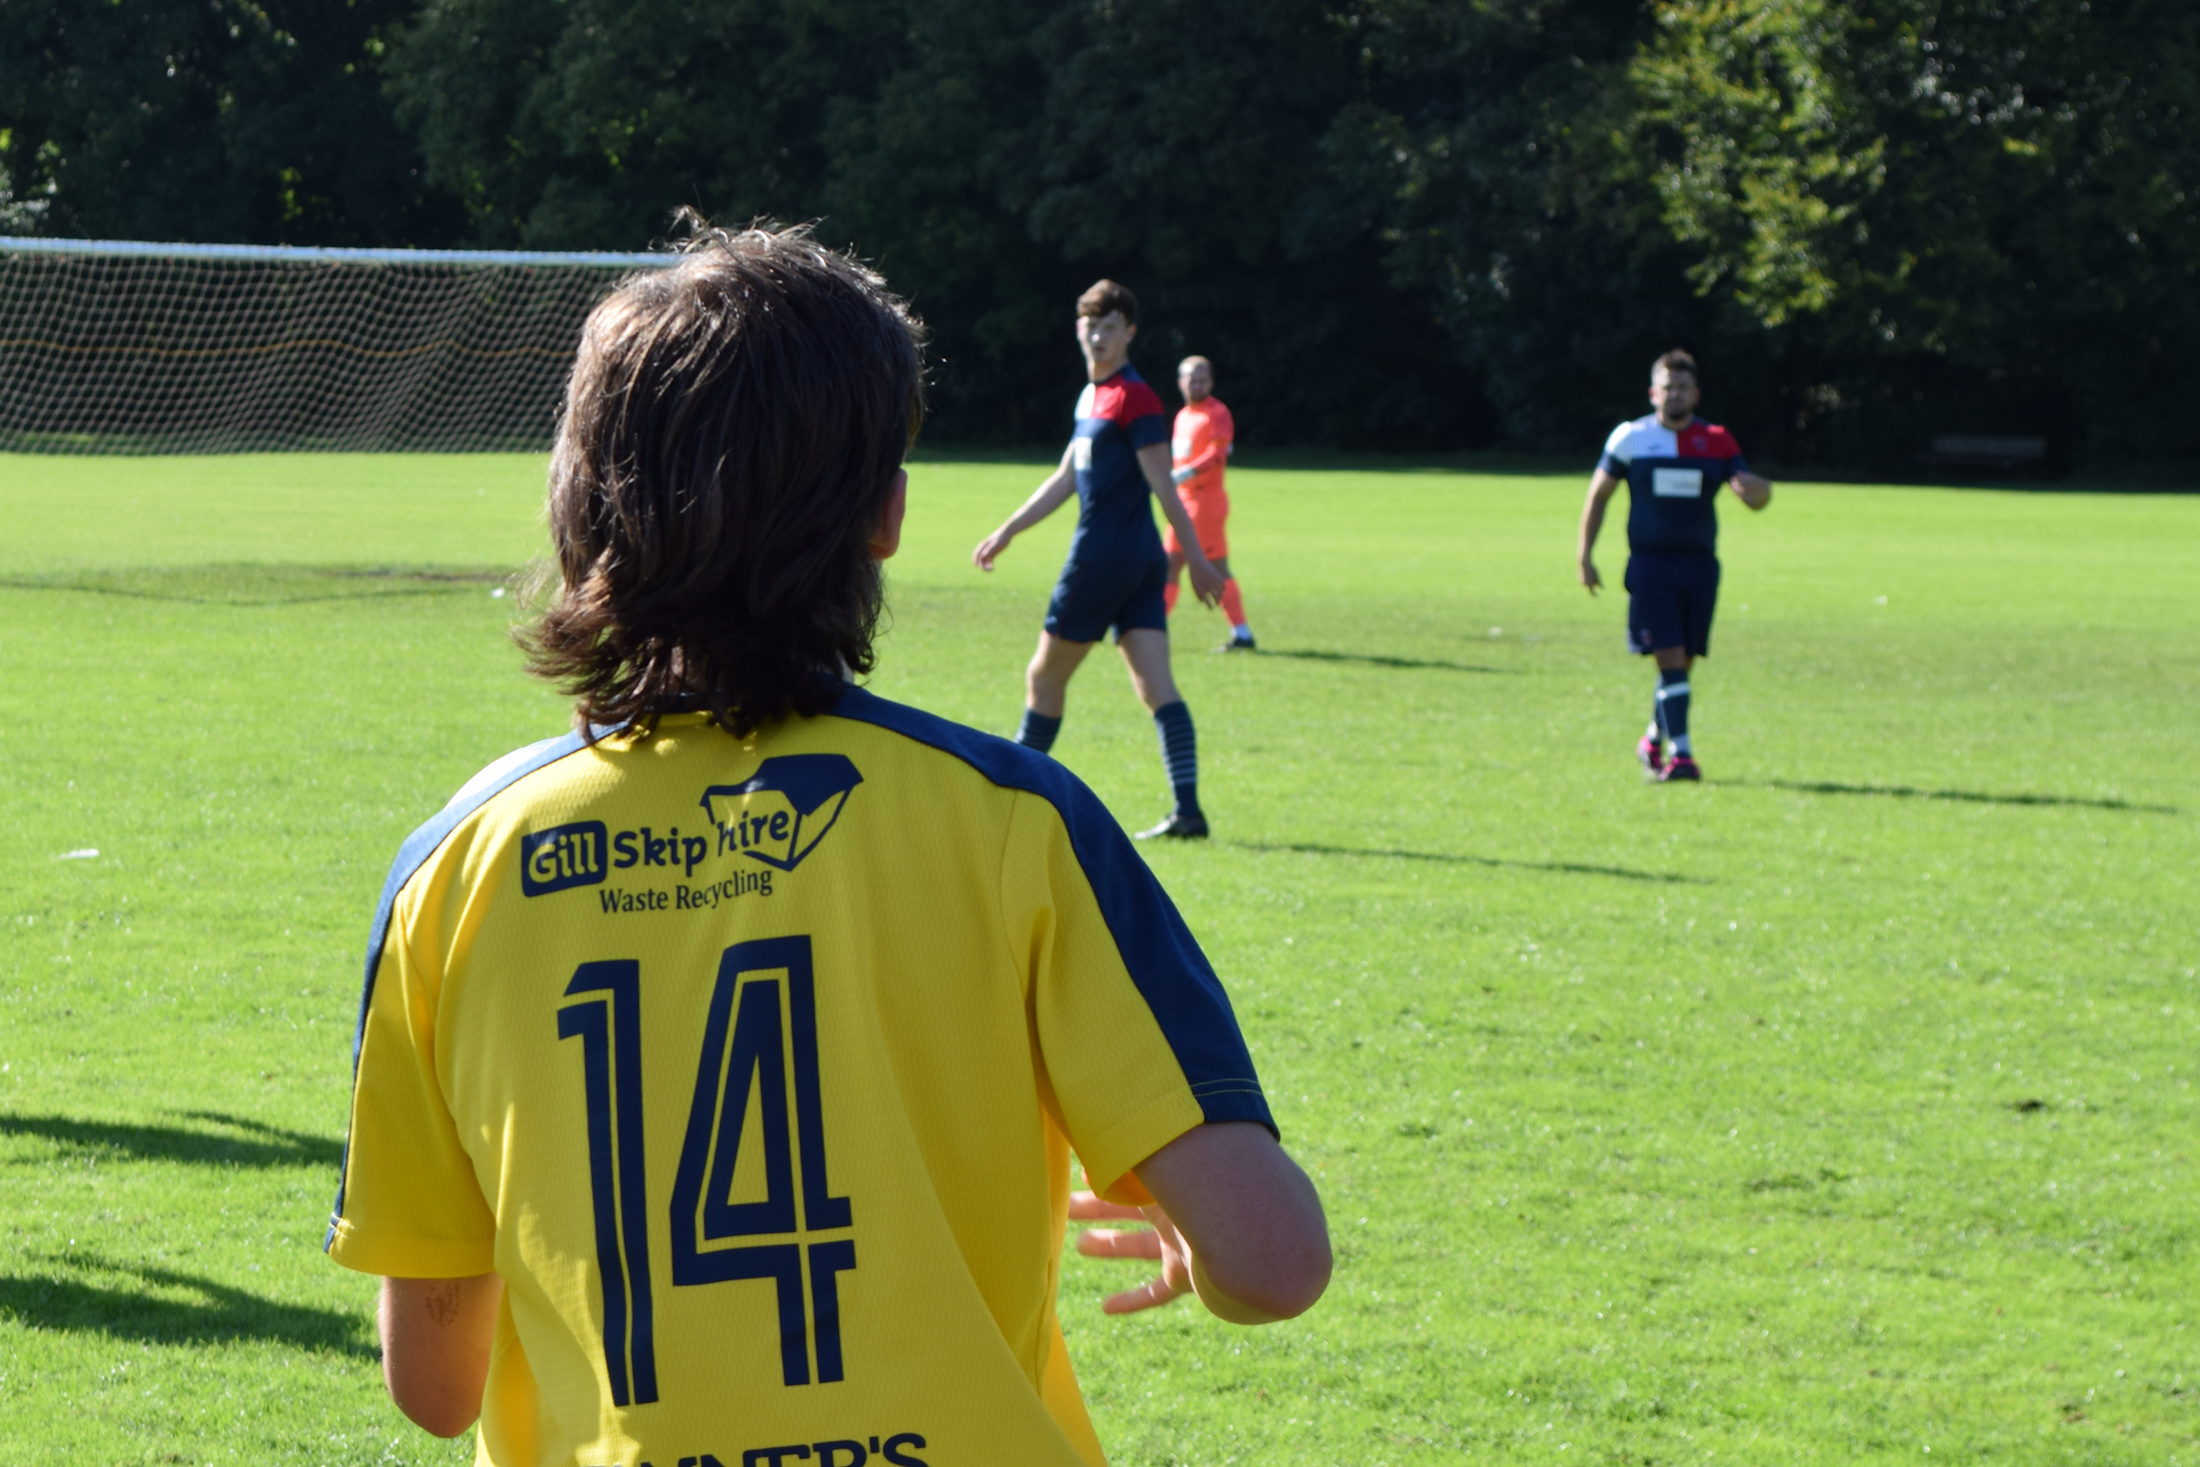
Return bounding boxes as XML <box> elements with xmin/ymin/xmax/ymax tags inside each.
<box><xmin>0</xmin><ymin>237</ymin><xmax>673</xmax><ymax>455</ymax></box>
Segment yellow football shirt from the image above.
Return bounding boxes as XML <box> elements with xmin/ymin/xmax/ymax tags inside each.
<box><xmin>326</xmin><ymin>687</ymin><xmax>1275</xmax><ymax>1467</ymax></box>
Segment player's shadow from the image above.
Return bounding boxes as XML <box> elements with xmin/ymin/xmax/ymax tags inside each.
<box><xmin>0</xmin><ymin>1110</ymin><xmax>343</xmax><ymax>1170</ymax></box>
<box><xmin>0</xmin><ymin>1258</ymin><xmax>372</xmax><ymax>1358</ymax></box>
<box><xmin>0</xmin><ymin>565</ymin><xmax>509</xmax><ymax>606</ymax></box>
<box><xmin>1751</xmin><ymin>780</ymin><xmax>2178</xmax><ymax>816</ymax></box>
<box><xmin>1255</xmin><ymin>648</ymin><xmax>1506</xmax><ymax>674</ymax></box>
<box><xmin>1225</xmin><ymin>840</ymin><xmax>1706</xmax><ymax>884</ymax></box>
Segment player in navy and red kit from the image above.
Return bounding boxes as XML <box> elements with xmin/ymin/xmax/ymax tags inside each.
<box><xmin>1577</xmin><ymin>350</ymin><xmax>1773</xmax><ymax>781</ymax></box>
<box><xmin>974</xmin><ymin>280</ymin><xmax>1226</xmax><ymax>838</ymax></box>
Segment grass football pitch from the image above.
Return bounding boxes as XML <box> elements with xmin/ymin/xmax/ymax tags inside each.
<box><xmin>0</xmin><ymin>450</ymin><xmax>2195</xmax><ymax>1465</ymax></box>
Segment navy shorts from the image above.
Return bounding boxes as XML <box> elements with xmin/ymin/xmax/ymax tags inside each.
<box><xmin>1625</xmin><ymin>551</ymin><xmax>1720</xmax><ymax>657</ymax></box>
<box><xmin>1045</xmin><ymin>548</ymin><xmax>1170</xmax><ymax>643</ymax></box>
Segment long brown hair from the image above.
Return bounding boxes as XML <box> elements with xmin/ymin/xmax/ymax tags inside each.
<box><xmin>521</xmin><ymin>219</ymin><xmax>925</xmax><ymax>739</ymax></box>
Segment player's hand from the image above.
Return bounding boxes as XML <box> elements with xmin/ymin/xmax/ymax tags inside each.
<box><xmin>972</xmin><ymin>528</ymin><xmax>1013</xmax><ymax>571</ymax></box>
<box><xmin>1070</xmin><ymin>1190</ymin><xmax>1194</xmax><ymax>1314</ymax></box>
<box><xmin>1579</xmin><ymin>556</ymin><xmax>1602</xmax><ymax>595</ymax></box>
<box><xmin>1186</xmin><ymin>554</ymin><xmax>1226</xmax><ymax>607</ymax></box>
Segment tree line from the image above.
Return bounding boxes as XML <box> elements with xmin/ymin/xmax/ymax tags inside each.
<box><xmin>3</xmin><ymin>0</ymin><xmax>2193</xmax><ymax>468</ymax></box>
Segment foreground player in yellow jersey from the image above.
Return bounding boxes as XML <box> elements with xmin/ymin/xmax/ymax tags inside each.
<box><xmin>324</xmin><ymin>222</ymin><xmax>1331</xmax><ymax>1467</ymax></box>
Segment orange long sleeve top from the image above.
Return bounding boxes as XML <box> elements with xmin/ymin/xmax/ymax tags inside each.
<box><xmin>1171</xmin><ymin>396</ymin><xmax>1234</xmax><ymax>495</ymax></box>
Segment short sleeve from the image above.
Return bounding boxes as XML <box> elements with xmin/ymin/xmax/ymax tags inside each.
<box><xmin>1120</xmin><ymin>381</ymin><xmax>1169</xmax><ymax>450</ymax></box>
<box><xmin>1001</xmin><ymin>788</ymin><xmax>1272</xmax><ymax>1204</ymax></box>
<box><xmin>1726</xmin><ymin>450</ymin><xmax>1751</xmax><ymax>478</ymax></box>
<box><xmin>1598</xmin><ymin>421</ymin><xmax>1632</xmax><ymax>475</ymax></box>
<box><xmin>325</xmin><ymin>884</ymin><xmax>497</xmax><ymax>1276</ymax></box>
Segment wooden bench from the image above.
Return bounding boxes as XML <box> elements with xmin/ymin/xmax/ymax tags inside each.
<box><xmin>1926</xmin><ymin>434</ymin><xmax>2048</xmax><ymax>471</ymax></box>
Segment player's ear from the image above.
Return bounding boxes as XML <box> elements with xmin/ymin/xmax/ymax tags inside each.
<box><xmin>870</xmin><ymin>469</ymin><xmax>908</xmax><ymax>561</ymax></box>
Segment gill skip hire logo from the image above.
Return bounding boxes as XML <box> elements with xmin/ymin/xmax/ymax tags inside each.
<box><xmin>700</xmin><ymin>755</ymin><xmax>864</xmax><ymax>872</ymax></box>
<box><xmin>520</xmin><ymin>821</ymin><xmax>608</xmax><ymax>897</ymax></box>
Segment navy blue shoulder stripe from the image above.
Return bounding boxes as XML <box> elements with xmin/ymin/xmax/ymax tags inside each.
<box><xmin>830</xmin><ymin>686</ymin><xmax>1275</xmax><ymax>1138</ymax></box>
<box><xmin>326</xmin><ymin>730</ymin><xmax>595</xmax><ymax>1246</ymax></box>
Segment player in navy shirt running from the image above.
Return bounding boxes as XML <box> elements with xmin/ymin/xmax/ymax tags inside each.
<box><xmin>1577</xmin><ymin>350</ymin><xmax>1773</xmax><ymax>781</ymax></box>
<box><xmin>974</xmin><ymin>280</ymin><xmax>1226</xmax><ymax>838</ymax></box>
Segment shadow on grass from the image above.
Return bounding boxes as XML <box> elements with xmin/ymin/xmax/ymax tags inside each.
<box><xmin>1254</xmin><ymin>648</ymin><xmax>1506</xmax><ymax>674</ymax></box>
<box><xmin>0</xmin><ymin>1111</ymin><xmax>342</xmax><ymax>1170</ymax></box>
<box><xmin>1224</xmin><ymin>840</ymin><xmax>1706</xmax><ymax>884</ymax></box>
<box><xmin>0</xmin><ymin>1259</ymin><xmax>371</xmax><ymax>1358</ymax></box>
<box><xmin>1751</xmin><ymin>779</ymin><xmax>2178</xmax><ymax>815</ymax></box>
<box><xmin>0</xmin><ymin>564</ymin><xmax>511</xmax><ymax>606</ymax></box>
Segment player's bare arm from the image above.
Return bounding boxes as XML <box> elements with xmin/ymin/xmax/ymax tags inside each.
<box><xmin>1141</xmin><ymin>442</ymin><xmax>1225</xmax><ymax>604</ymax></box>
<box><xmin>973</xmin><ymin>444</ymin><xmax>1078</xmax><ymax>569</ymax></box>
<box><xmin>1071</xmin><ymin>1121</ymin><xmax>1331</xmax><ymax>1323</ymax></box>
<box><xmin>379</xmin><ymin>1273</ymin><xmax>503</xmax><ymax>1437</ymax></box>
<box><xmin>1730</xmin><ymin>470</ymin><xmax>1773</xmax><ymax>510</ymax></box>
<box><xmin>1578</xmin><ymin>467</ymin><xmax>1623</xmax><ymax>593</ymax></box>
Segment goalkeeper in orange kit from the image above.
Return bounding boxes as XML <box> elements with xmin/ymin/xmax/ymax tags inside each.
<box><xmin>1162</xmin><ymin>356</ymin><xmax>1254</xmax><ymax>650</ymax></box>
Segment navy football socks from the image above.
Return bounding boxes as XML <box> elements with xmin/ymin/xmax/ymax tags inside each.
<box><xmin>1015</xmin><ymin>708</ymin><xmax>1062</xmax><ymax>754</ymax></box>
<box><xmin>1153</xmin><ymin>700</ymin><xmax>1201</xmax><ymax>817</ymax></box>
<box><xmin>1655</xmin><ymin>667</ymin><xmax>1693</xmax><ymax>757</ymax></box>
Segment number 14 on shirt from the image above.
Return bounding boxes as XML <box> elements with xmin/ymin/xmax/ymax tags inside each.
<box><xmin>557</xmin><ymin>934</ymin><xmax>857</xmax><ymax>1406</ymax></box>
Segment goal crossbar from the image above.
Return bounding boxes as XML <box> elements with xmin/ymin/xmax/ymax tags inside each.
<box><xmin>0</xmin><ymin>236</ymin><xmax>678</xmax><ymax>455</ymax></box>
<box><xmin>0</xmin><ymin>236</ymin><xmax>677</xmax><ymax>270</ymax></box>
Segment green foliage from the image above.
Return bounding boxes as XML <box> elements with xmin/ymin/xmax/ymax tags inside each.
<box><xmin>381</xmin><ymin>0</ymin><xmax>1082</xmax><ymax>439</ymax></box>
<box><xmin>386</xmin><ymin>0</ymin><xmax>914</xmax><ymax>248</ymax></box>
<box><xmin>1281</xmin><ymin>0</ymin><xmax>2200</xmax><ymax>464</ymax></box>
<box><xmin>1</xmin><ymin>1</ymin><xmax>2197</xmax><ymax>461</ymax></box>
<box><xmin>1306</xmin><ymin>0</ymin><xmax>1685</xmax><ymax>446</ymax></box>
<box><xmin>1</xmin><ymin>451</ymin><xmax>2197</xmax><ymax>1459</ymax></box>
<box><xmin>1606</xmin><ymin>0</ymin><xmax>2200</xmax><ymax>464</ymax></box>
<box><xmin>0</xmin><ymin>0</ymin><xmax>455</xmax><ymax>245</ymax></box>
<box><xmin>379</xmin><ymin>0</ymin><xmax>1478</xmax><ymax>444</ymax></box>
<box><xmin>1629</xmin><ymin>0</ymin><xmax>1888</xmax><ymax>327</ymax></box>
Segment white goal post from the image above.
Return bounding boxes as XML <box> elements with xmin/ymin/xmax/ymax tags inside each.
<box><xmin>0</xmin><ymin>237</ymin><xmax>676</xmax><ymax>455</ymax></box>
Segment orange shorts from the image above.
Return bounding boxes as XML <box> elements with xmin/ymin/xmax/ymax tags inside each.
<box><xmin>1163</xmin><ymin>486</ymin><xmax>1229</xmax><ymax>561</ymax></box>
